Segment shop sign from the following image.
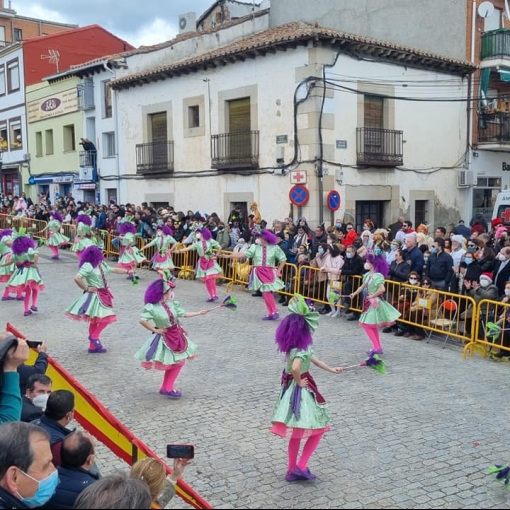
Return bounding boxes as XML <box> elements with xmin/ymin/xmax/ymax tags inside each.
<box><xmin>27</xmin><ymin>89</ymin><xmax>78</xmax><ymax>123</ymax></box>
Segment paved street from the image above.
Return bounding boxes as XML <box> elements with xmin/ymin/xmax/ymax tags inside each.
<box><xmin>1</xmin><ymin>249</ymin><xmax>510</xmax><ymax>509</ymax></box>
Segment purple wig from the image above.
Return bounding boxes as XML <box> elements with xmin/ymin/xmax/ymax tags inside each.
<box><xmin>119</xmin><ymin>222</ymin><xmax>136</xmax><ymax>235</ymax></box>
<box><xmin>196</xmin><ymin>228</ymin><xmax>212</xmax><ymax>241</ymax></box>
<box><xmin>144</xmin><ymin>279</ymin><xmax>166</xmax><ymax>305</ymax></box>
<box><xmin>51</xmin><ymin>211</ymin><xmax>63</xmax><ymax>223</ymax></box>
<box><xmin>0</xmin><ymin>229</ymin><xmax>13</xmax><ymax>241</ymax></box>
<box><xmin>79</xmin><ymin>245</ymin><xmax>104</xmax><ymax>268</ymax></box>
<box><xmin>11</xmin><ymin>236</ymin><xmax>35</xmax><ymax>255</ymax></box>
<box><xmin>365</xmin><ymin>252</ymin><xmax>389</xmax><ymax>278</ymax></box>
<box><xmin>157</xmin><ymin>224</ymin><xmax>173</xmax><ymax>236</ymax></box>
<box><xmin>255</xmin><ymin>229</ymin><xmax>279</xmax><ymax>245</ymax></box>
<box><xmin>76</xmin><ymin>214</ymin><xmax>92</xmax><ymax>226</ymax></box>
<box><xmin>275</xmin><ymin>314</ymin><xmax>313</xmax><ymax>356</ymax></box>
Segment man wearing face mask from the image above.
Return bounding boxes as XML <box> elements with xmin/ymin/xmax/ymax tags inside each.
<box><xmin>0</xmin><ymin>421</ymin><xmax>58</xmax><ymax>509</ymax></box>
<box><xmin>426</xmin><ymin>238</ymin><xmax>453</xmax><ymax>291</ymax></box>
<box><xmin>31</xmin><ymin>390</ymin><xmax>75</xmax><ymax>467</ymax></box>
<box><xmin>492</xmin><ymin>247</ymin><xmax>510</xmax><ymax>296</ymax></box>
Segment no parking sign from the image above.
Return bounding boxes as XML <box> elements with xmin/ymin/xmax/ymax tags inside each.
<box><xmin>326</xmin><ymin>190</ymin><xmax>341</xmax><ymax>212</ymax></box>
<box><xmin>289</xmin><ymin>185</ymin><xmax>310</xmax><ymax>206</ymax></box>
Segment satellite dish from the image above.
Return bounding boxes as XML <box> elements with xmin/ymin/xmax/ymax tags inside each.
<box><xmin>478</xmin><ymin>1</ymin><xmax>495</xmax><ymax>18</ymax></box>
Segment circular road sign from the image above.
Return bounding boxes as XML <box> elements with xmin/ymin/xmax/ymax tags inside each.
<box><xmin>327</xmin><ymin>190</ymin><xmax>341</xmax><ymax>212</ymax></box>
<box><xmin>289</xmin><ymin>185</ymin><xmax>310</xmax><ymax>207</ymax></box>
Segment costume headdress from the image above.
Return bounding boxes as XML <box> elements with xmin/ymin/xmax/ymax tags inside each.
<box><xmin>119</xmin><ymin>219</ymin><xmax>136</xmax><ymax>235</ymax></box>
<box><xmin>196</xmin><ymin>227</ymin><xmax>212</xmax><ymax>241</ymax></box>
<box><xmin>79</xmin><ymin>245</ymin><xmax>104</xmax><ymax>268</ymax></box>
<box><xmin>144</xmin><ymin>278</ymin><xmax>176</xmax><ymax>305</ymax></box>
<box><xmin>11</xmin><ymin>236</ymin><xmax>35</xmax><ymax>256</ymax></box>
<box><xmin>51</xmin><ymin>211</ymin><xmax>63</xmax><ymax>223</ymax></box>
<box><xmin>365</xmin><ymin>252</ymin><xmax>389</xmax><ymax>278</ymax></box>
<box><xmin>254</xmin><ymin>228</ymin><xmax>279</xmax><ymax>245</ymax></box>
<box><xmin>0</xmin><ymin>229</ymin><xmax>13</xmax><ymax>241</ymax></box>
<box><xmin>76</xmin><ymin>214</ymin><xmax>92</xmax><ymax>226</ymax></box>
<box><xmin>275</xmin><ymin>294</ymin><xmax>319</xmax><ymax>356</ymax></box>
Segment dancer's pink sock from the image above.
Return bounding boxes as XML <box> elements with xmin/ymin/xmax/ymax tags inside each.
<box><xmin>287</xmin><ymin>437</ymin><xmax>301</xmax><ymax>472</ymax></box>
<box><xmin>161</xmin><ymin>361</ymin><xmax>185</xmax><ymax>391</ymax></box>
<box><xmin>297</xmin><ymin>432</ymin><xmax>324</xmax><ymax>470</ymax></box>
<box><xmin>262</xmin><ymin>292</ymin><xmax>277</xmax><ymax>314</ymax></box>
<box><xmin>93</xmin><ymin>320</ymin><xmax>110</xmax><ymax>340</ymax></box>
<box><xmin>49</xmin><ymin>246</ymin><xmax>58</xmax><ymax>256</ymax></box>
<box><xmin>23</xmin><ymin>288</ymin><xmax>32</xmax><ymax>313</ymax></box>
<box><xmin>209</xmin><ymin>279</ymin><xmax>217</xmax><ymax>298</ymax></box>
<box><xmin>204</xmin><ymin>279</ymin><xmax>214</xmax><ymax>298</ymax></box>
<box><xmin>2</xmin><ymin>288</ymin><xmax>9</xmax><ymax>298</ymax></box>
<box><xmin>361</xmin><ymin>323</ymin><xmax>382</xmax><ymax>351</ymax></box>
<box><xmin>31</xmin><ymin>289</ymin><xmax>39</xmax><ymax>308</ymax></box>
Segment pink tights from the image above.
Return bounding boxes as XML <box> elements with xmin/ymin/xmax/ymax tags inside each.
<box><xmin>161</xmin><ymin>361</ymin><xmax>185</xmax><ymax>392</ymax></box>
<box><xmin>262</xmin><ymin>291</ymin><xmax>277</xmax><ymax>315</ymax></box>
<box><xmin>361</xmin><ymin>323</ymin><xmax>381</xmax><ymax>351</ymax></box>
<box><xmin>23</xmin><ymin>288</ymin><xmax>39</xmax><ymax>313</ymax></box>
<box><xmin>88</xmin><ymin>319</ymin><xmax>110</xmax><ymax>341</ymax></box>
<box><xmin>49</xmin><ymin>246</ymin><xmax>59</xmax><ymax>256</ymax></box>
<box><xmin>287</xmin><ymin>432</ymin><xmax>324</xmax><ymax>471</ymax></box>
<box><xmin>204</xmin><ymin>278</ymin><xmax>218</xmax><ymax>299</ymax></box>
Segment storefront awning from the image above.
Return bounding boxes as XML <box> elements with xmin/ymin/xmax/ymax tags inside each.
<box><xmin>499</xmin><ymin>68</ymin><xmax>510</xmax><ymax>82</ymax></box>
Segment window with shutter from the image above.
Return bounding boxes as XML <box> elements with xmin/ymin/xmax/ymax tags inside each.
<box><xmin>149</xmin><ymin>112</ymin><xmax>168</xmax><ymax>170</ymax></box>
<box><xmin>228</xmin><ymin>98</ymin><xmax>251</xmax><ymax>159</ymax></box>
<box><xmin>364</xmin><ymin>95</ymin><xmax>384</xmax><ymax>153</ymax></box>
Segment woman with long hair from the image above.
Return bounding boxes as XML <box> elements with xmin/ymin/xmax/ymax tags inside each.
<box><xmin>175</xmin><ymin>228</ymin><xmax>223</xmax><ymax>302</ymax></box>
<box><xmin>141</xmin><ymin>224</ymin><xmax>177</xmax><ymax>279</ymax></box>
<box><xmin>39</xmin><ymin>211</ymin><xmax>70</xmax><ymax>260</ymax></box>
<box><xmin>271</xmin><ymin>294</ymin><xmax>342</xmax><ymax>482</ymax></box>
<box><xmin>135</xmin><ymin>279</ymin><xmax>208</xmax><ymax>399</ymax></box>
<box><xmin>4</xmin><ymin>235</ymin><xmax>44</xmax><ymax>316</ymax></box>
<box><xmin>222</xmin><ymin>229</ymin><xmax>287</xmax><ymax>320</ymax></box>
<box><xmin>349</xmin><ymin>252</ymin><xmax>400</xmax><ymax>355</ymax></box>
<box><xmin>66</xmin><ymin>245</ymin><xmax>134</xmax><ymax>353</ymax></box>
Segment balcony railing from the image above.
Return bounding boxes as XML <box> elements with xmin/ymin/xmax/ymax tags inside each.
<box><xmin>356</xmin><ymin>127</ymin><xmax>403</xmax><ymax>167</ymax></box>
<box><xmin>136</xmin><ymin>141</ymin><xmax>174</xmax><ymax>175</ymax></box>
<box><xmin>79</xmin><ymin>150</ymin><xmax>97</xmax><ymax>168</ymax></box>
<box><xmin>478</xmin><ymin>111</ymin><xmax>510</xmax><ymax>144</ymax></box>
<box><xmin>211</xmin><ymin>131</ymin><xmax>259</xmax><ymax>169</ymax></box>
<box><xmin>481</xmin><ymin>29</ymin><xmax>510</xmax><ymax>60</ymax></box>
<box><xmin>77</xmin><ymin>82</ymin><xmax>95</xmax><ymax>110</ymax></box>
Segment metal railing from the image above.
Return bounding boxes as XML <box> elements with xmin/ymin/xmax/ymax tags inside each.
<box><xmin>481</xmin><ymin>28</ymin><xmax>510</xmax><ymax>60</ymax></box>
<box><xmin>478</xmin><ymin>112</ymin><xmax>510</xmax><ymax>144</ymax></box>
<box><xmin>79</xmin><ymin>150</ymin><xmax>97</xmax><ymax>168</ymax></box>
<box><xmin>211</xmin><ymin>131</ymin><xmax>259</xmax><ymax>169</ymax></box>
<box><xmin>356</xmin><ymin>127</ymin><xmax>403</xmax><ymax>166</ymax></box>
<box><xmin>136</xmin><ymin>141</ymin><xmax>174</xmax><ymax>174</ymax></box>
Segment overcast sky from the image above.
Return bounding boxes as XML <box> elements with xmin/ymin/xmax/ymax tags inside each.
<box><xmin>13</xmin><ymin>0</ymin><xmax>215</xmax><ymax>47</ymax></box>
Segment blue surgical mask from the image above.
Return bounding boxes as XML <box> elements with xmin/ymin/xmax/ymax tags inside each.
<box><xmin>390</xmin><ymin>244</ymin><xmax>397</xmax><ymax>251</ymax></box>
<box><xmin>467</xmin><ymin>247</ymin><xmax>475</xmax><ymax>252</ymax></box>
<box><xmin>346</xmin><ymin>252</ymin><xmax>353</xmax><ymax>259</ymax></box>
<box><xmin>335</xmin><ymin>223</ymin><xmax>341</xmax><ymax>228</ymax></box>
<box><xmin>423</xmin><ymin>257</ymin><xmax>429</xmax><ymax>263</ymax></box>
<box><xmin>430</xmin><ymin>247</ymin><xmax>438</xmax><ymax>254</ymax></box>
<box><xmin>464</xmin><ymin>258</ymin><xmax>473</xmax><ymax>265</ymax></box>
<box><xmin>18</xmin><ymin>469</ymin><xmax>59</xmax><ymax>508</ymax></box>
<box><xmin>318</xmin><ymin>248</ymin><xmax>324</xmax><ymax>255</ymax></box>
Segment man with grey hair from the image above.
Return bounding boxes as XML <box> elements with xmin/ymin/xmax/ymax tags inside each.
<box><xmin>0</xmin><ymin>421</ymin><xmax>58</xmax><ymax>509</ymax></box>
<box><xmin>74</xmin><ymin>472</ymin><xmax>151</xmax><ymax>509</ymax></box>
<box><xmin>404</xmin><ymin>233</ymin><xmax>425</xmax><ymax>276</ymax></box>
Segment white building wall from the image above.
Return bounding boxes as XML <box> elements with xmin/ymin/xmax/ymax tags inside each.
<box><xmin>116</xmin><ymin>44</ymin><xmax>468</xmax><ymax>227</ymax></box>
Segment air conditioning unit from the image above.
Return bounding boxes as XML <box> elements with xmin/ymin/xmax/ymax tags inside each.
<box><xmin>23</xmin><ymin>153</ymin><xmax>30</xmax><ymax>161</ymax></box>
<box><xmin>79</xmin><ymin>166</ymin><xmax>93</xmax><ymax>181</ymax></box>
<box><xmin>178</xmin><ymin>12</ymin><xmax>196</xmax><ymax>34</ymax></box>
<box><xmin>458</xmin><ymin>170</ymin><xmax>477</xmax><ymax>187</ymax></box>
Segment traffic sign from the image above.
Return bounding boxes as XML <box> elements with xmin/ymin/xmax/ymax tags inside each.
<box><xmin>326</xmin><ymin>190</ymin><xmax>341</xmax><ymax>212</ymax></box>
<box><xmin>289</xmin><ymin>185</ymin><xmax>310</xmax><ymax>207</ymax></box>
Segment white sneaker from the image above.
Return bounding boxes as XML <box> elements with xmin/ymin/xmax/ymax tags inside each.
<box><xmin>331</xmin><ymin>309</ymin><xmax>341</xmax><ymax>318</ymax></box>
<box><xmin>326</xmin><ymin>311</ymin><xmax>335</xmax><ymax>317</ymax></box>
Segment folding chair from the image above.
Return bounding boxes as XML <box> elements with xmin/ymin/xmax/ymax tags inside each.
<box><xmin>428</xmin><ymin>299</ymin><xmax>458</xmax><ymax>348</ymax></box>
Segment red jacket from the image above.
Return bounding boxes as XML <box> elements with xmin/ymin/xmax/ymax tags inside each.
<box><xmin>343</xmin><ymin>229</ymin><xmax>358</xmax><ymax>247</ymax></box>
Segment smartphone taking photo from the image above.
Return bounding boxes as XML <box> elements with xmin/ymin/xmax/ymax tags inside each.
<box><xmin>166</xmin><ymin>444</ymin><xmax>194</xmax><ymax>459</ymax></box>
<box><xmin>26</xmin><ymin>340</ymin><xmax>43</xmax><ymax>349</ymax></box>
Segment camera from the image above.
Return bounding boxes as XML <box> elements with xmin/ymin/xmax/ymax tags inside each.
<box><xmin>166</xmin><ymin>444</ymin><xmax>194</xmax><ymax>459</ymax></box>
<box><xmin>26</xmin><ymin>340</ymin><xmax>43</xmax><ymax>349</ymax></box>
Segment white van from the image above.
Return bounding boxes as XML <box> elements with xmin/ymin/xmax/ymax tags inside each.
<box><xmin>492</xmin><ymin>190</ymin><xmax>510</xmax><ymax>227</ymax></box>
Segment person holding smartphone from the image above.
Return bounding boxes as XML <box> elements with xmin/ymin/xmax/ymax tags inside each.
<box><xmin>135</xmin><ymin>278</ymin><xmax>209</xmax><ymax>399</ymax></box>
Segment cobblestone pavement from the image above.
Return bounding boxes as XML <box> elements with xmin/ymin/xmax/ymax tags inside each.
<box><xmin>2</xmin><ymin>249</ymin><xmax>510</xmax><ymax>509</ymax></box>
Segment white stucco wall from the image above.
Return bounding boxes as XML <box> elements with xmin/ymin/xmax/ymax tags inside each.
<box><xmin>115</xmin><ymin>41</ymin><xmax>468</xmax><ymax>227</ymax></box>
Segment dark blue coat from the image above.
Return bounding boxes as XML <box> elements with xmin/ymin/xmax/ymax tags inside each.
<box><xmin>42</xmin><ymin>466</ymin><xmax>99</xmax><ymax>509</ymax></box>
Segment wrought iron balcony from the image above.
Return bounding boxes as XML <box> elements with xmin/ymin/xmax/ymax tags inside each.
<box><xmin>211</xmin><ymin>131</ymin><xmax>259</xmax><ymax>170</ymax></box>
<box><xmin>481</xmin><ymin>29</ymin><xmax>510</xmax><ymax>60</ymax></box>
<box><xmin>79</xmin><ymin>150</ymin><xmax>96</xmax><ymax>167</ymax></box>
<box><xmin>356</xmin><ymin>127</ymin><xmax>403</xmax><ymax>167</ymax></box>
<box><xmin>136</xmin><ymin>141</ymin><xmax>174</xmax><ymax>175</ymax></box>
<box><xmin>478</xmin><ymin>111</ymin><xmax>510</xmax><ymax>145</ymax></box>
